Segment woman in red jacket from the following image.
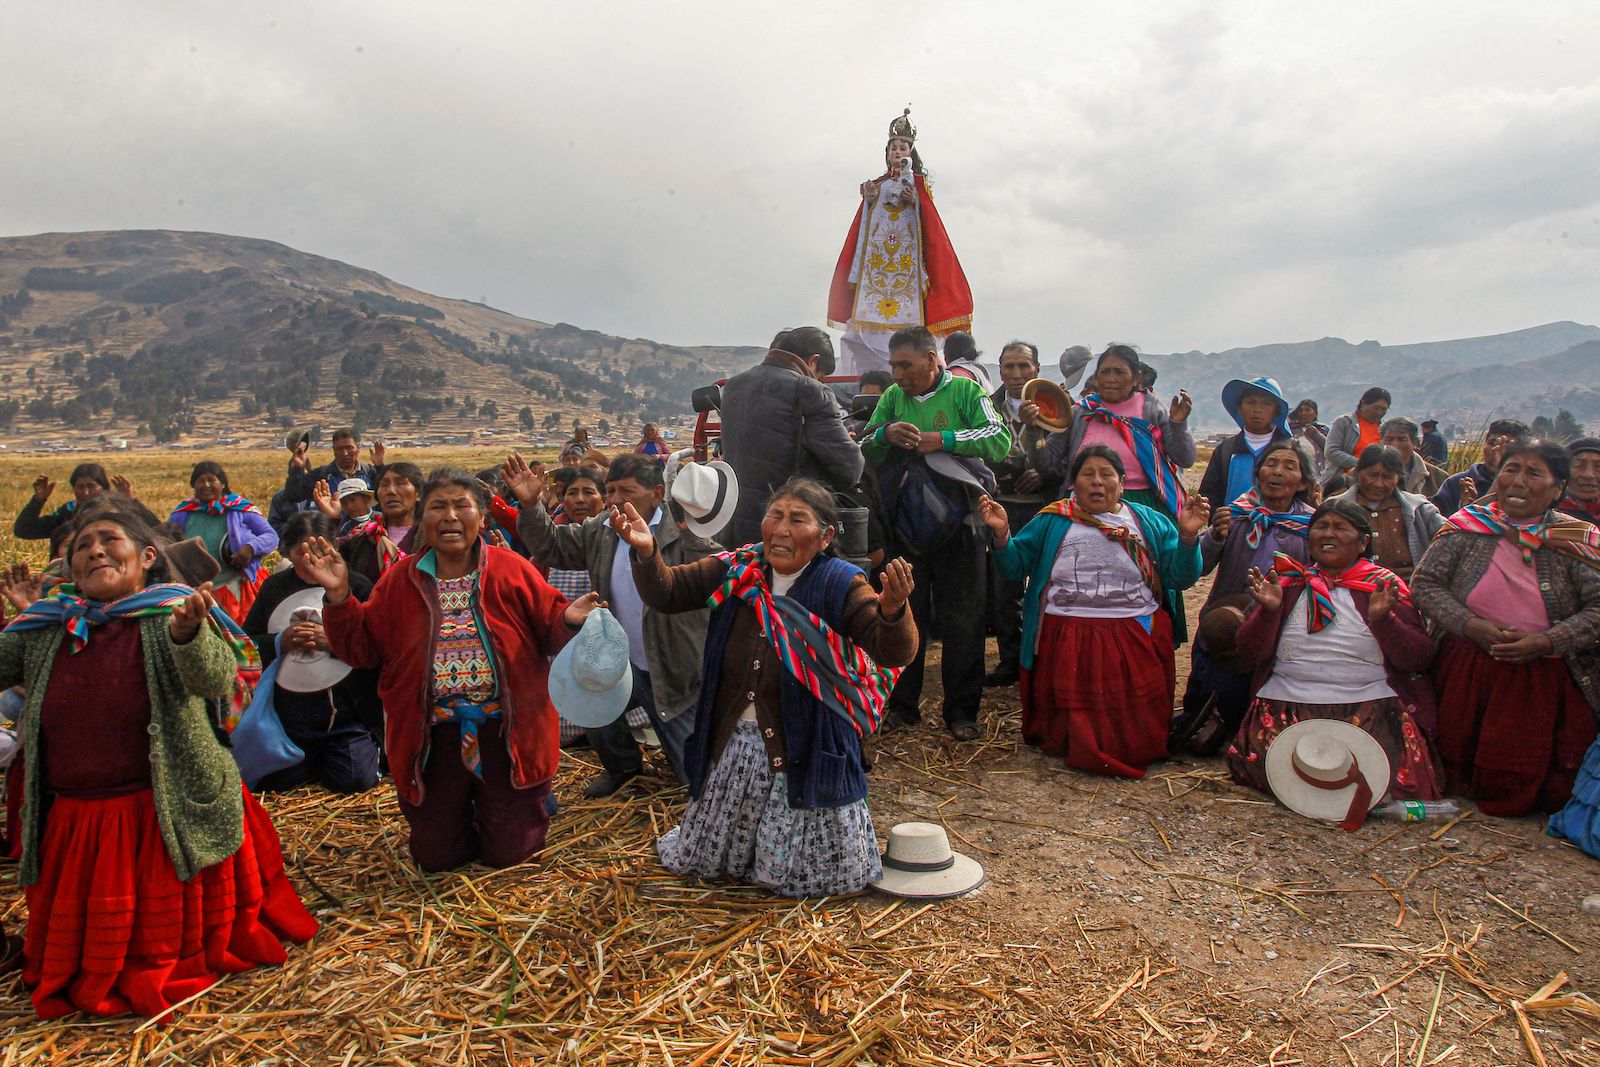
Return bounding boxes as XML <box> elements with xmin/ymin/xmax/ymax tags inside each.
<box><xmin>306</xmin><ymin>468</ymin><xmax>599</xmax><ymax>871</ymax></box>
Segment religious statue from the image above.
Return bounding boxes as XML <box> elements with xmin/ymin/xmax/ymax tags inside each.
<box><xmin>828</xmin><ymin>107</ymin><xmax>973</xmax><ymax>377</ymax></box>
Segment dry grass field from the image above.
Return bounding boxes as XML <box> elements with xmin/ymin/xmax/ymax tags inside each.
<box><xmin>0</xmin><ymin>445</ymin><xmax>1597</xmax><ymax>1065</ymax></box>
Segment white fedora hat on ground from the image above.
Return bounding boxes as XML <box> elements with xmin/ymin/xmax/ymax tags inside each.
<box><xmin>549</xmin><ymin>608</ymin><xmax>634</xmax><ymax>728</ymax></box>
<box><xmin>671</xmin><ymin>460</ymin><xmax>739</xmax><ymax>539</ymax></box>
<box><xmin>870</xmin><ymin>822</ymin><xmax>987</xmax><ymax>899</ymax></box>
<box><xmin>1265</xmin><ymin>719</ymin><xmax>1390</xmax><ymax>831</ymax></box>
<box><xmin>266</xmin><ymin>587</ymin><xmax>353</xmax><ymax>693</ymax></box>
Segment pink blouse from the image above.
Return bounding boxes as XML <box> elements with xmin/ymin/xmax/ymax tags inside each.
<box><xmin>1465</xmin><ymin>538</ymin><xmax>1551</xmax><ymax>634</ymax></box>
<box><xmin>1079</xmin><ymin>394</ymin><xmax>1150</xmax><ymax>490</ymax></box>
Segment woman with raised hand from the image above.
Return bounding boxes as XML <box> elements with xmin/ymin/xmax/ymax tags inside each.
<box><xmin>12</xmin><ymin>463</ymin><xmax>131</xmax><ymax>542</ymax></box>
<box><xmin>1412</xmin><ymin>439</ymin><xmax>1600</xmax><ymax>815</ymax></box>
<box><xmin>167</xmin><ymin>460</ymin><xmax>278</xmax><ymax>622</ymax></box>
<box><xmin>1</xmin><ymin>504</ymin><xmax>314</xmax><ymax>1020</ymax></box>
<box><xmin>1224</xmin><ymin>499</ymin><xmax>1441</xmax><ymax>804</ymax></box>
<box><xmin>982</xmin><ymin>444</ymin><xmax>1208</xmax><ymax>777</ymax></box>
<box><xmin>305</xmin><ymin>468</ymin><xmax>600</xmax><ymax>871</ymax></box>
<box><xmin>620</xmin><ymin>477</ymin><xmax>917</xmax><ymax>897</ymax></box>
<box><xmin>1175</xmin><ymin>439</ymin><xmax>1319</xmax><ymax>750</ymax></box>
<box><xmin>1042</xmin><ymin>343</ymin><xmax>1197</xmax><ymax>641</ymax></box>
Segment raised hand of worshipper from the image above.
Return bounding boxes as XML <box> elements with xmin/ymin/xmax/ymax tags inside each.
<box><xmin>311</xmin><ymin>478</ymin><xmax>340</xmax><ymax>519</ymax></box>
<box><xmin>563</xmin><ymin>591</ymin><xmax>605</xmax><ymax>629</ymax></box>
<box><xmin>1209</xmin><ymin>502</ymin><xmax>1233</xmax><ymax>541</ymax></box>
<box><xmin>168</xmin><ymin>581</ymin><xmax>217</xmax><ymax>644</ymax></box>
<box><xmin>1459</xmin><ymin>476</ymin><xmax>1479</xmax><ymax>509</ymax></box>
<box><xmin>370</xmin><ymin>438</ymin><xmax>386</xmax><ymax>467</ymax></box>
<box><xmin>290</xmin><ymin>438</ymin><xmax>310</xmax><ymax>472</ymax></box>
<box><xmin>485</xmin><ymin>528</ymin><xmax>511</xmax><ymax>550</ymax></box>
<box><xmin>1176</xmin><ymin>493</ymin><xmax>1212</xmax><ymax>542</ymax></box>
<box><xmin>500</xmin><ymin>452</ymin><xmax>547</xmax><ymax>508</ymax></box>
<box><xmin>111</xmin><ymin>474</ymin><xmax>133</xmax><ymax>496</ymax></box>
<box><xmin>1489</xmin><ymin>629</ymin><xmax>1555</xmax><ymax>664</ymax></box>
<box><xmin>1246</xmin><ymin>565</ymin><xmax>1283</xmax><ymax>611</ymax></box>
<box><xmin>1367</xmin><ymin>579</ymin><xmax>1401</xmax><ymax>623</ymax></box>
<box><xmin>2</xmin><ymin>562</ymin><xmax>41</xmax><ymax>614</ymax></box>
<box><xmin>977</xmin><ymin>494</ymin><xmax>1011</xmax><ymax>543</ymax></box>
<box><xmin>877</xmin><ymin>557</ymin><xmax>914</xmax><ymax>617</ymax></box>
<box><xmin>1169</xmin><ymin>388</ymin><xmax>1193</xmax><ymax>424</ymax></box>
<box><xmin>608</xmin><ymin>501</ymin><xmax>656</xmax><ymax>558</ymax></box>
<box><xmin>300</xmin><ymin>535</ymin><xmax>352</xmax><ymax>603</ymax></box>
<box><xmin>31</xmin><ymin>474</ymin><xmax>55</xmax><ymax>503</ymax></box>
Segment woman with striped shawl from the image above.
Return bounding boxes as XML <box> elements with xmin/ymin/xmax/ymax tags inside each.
<box><xmin>620</xmin><ymin>478</ymin><xmax>918</xmax><ymax>897</ymax></box>
<box><xmin>1412</xmin><ymin>439</ymin><xmax>1600</xmax><ymax>816</ymax></box>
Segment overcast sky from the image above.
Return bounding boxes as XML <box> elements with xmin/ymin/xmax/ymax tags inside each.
<box><xmin>5</xmin><ymin>1</ymin><xmax>1598</xmax><ymax>358</ymax></box>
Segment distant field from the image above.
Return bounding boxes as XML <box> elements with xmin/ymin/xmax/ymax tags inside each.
<box><xmin>0</xmin><ymin>445</ymin><xmax>561</xmax><ymax>567</ymax></box>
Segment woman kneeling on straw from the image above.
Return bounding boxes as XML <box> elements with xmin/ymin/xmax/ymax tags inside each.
<box><xmin>617</xmin><ymin>477</ymin><xmax>918</xmax><ymax>897</ymax></box>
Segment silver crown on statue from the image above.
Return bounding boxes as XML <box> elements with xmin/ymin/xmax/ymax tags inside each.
<box><xmin>887</xmin><ymin>106</ymin><xmax>917</xmax><ymax>145</ymax></box>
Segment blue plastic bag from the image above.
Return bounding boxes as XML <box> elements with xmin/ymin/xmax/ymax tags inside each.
<box><xmin>230</xmin><ymin>634</ymin><xmax>305</xmax><ymax>789</ymax></box>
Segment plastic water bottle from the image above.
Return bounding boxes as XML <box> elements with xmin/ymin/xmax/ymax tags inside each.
<box><xmin>1371</xmin><ymin>800</ymin><xmax>1462</xmax><ymax>822</ymax></box>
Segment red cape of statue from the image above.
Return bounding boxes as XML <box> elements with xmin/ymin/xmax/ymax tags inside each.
<box><xmin>827</xmin><ymin>174</ymin><xmax>973</xmax><ymax>335</ymax></box>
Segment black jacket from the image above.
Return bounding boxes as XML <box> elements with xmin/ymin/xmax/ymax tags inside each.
<box><xmin>718</xmin><ymin>351</ymin><xmax>864</xmax><ymax>547</ymax></box>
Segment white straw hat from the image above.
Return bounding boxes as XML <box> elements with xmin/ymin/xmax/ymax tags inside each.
<box><xmin>266</xmin><ymin>587</ymin><xmax>353</xmax><ymax>693</ymax></box>
<box><xmin>1264</xmin><ymin>719</ymin><xmax>1390</xmax><ymax>830</ymax></box>
<box><xmin>870</xmin><ymin>822</ymin><xmax>986</xmax><ymax>899</ymax></box>
<box><xmin>670</xmin><ymin>460</ymin><xmax>738</xmax><ymax>539</ymax></box>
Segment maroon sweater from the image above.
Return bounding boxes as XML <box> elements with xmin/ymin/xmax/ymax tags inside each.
<box><xmin>40</xmin><ymin>619</ymin><xmax>152</xmax><ymax>796</ymax></box>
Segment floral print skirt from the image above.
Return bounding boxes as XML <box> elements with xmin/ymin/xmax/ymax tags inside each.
<box><xmin>657</xmin><ymin>721</ymin><xmax>882</xmax><ymax>897</ymax></box>
<box><xmin>1226</xmin><ymin>695</ymin><xmax>1442</xmax><ymax>802</ymax></box>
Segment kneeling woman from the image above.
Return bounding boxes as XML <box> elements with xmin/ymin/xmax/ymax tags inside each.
<box><xmin>310</xmin><ymin>469</ymin><xmax>599</xmax><ymax>871</ymax></box>
<box><xmin>243</xmin><ymin>512</ymin><xmax>384</xmax><ymax>794</ymax></box>
<box><xmin>1412</xmin><ymin>439</ymin><xmax>1600</xmax><ymax>815</ymax></box>
<box><xmin>982</xmin><ymin>445</ymin><xmax>1209</xmax><ymax>777</ymax></box>
<box><xmin>1</xmin><ymin>505</ymin><xmax>315</xmax><ymax>1020</ymax></box>
<box><xmin>168</xmin><ymin>461</ymin><xmax>278</xmax><ymax>623</ymax></box>
<box><xmin>1225</xmin><ymin>499</ymin><xmax>1441</xmax><ymax>802</ymax></box>
<box><xmin>619</xmin><ymin>478</ymin><xmax>917</xmax><ymax>897</ymax></box>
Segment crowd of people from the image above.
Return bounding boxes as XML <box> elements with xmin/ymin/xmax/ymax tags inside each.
<box><xmin>0</xmin><ymin>325</ymin><xmax>1597</xmax><ymax>1022</ymax></box>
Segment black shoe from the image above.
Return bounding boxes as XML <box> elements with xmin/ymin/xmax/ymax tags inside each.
<box><xmin>948</xmin><ymin>720</ymin><xmax>981</xmax><ymax>742</ymax></box>
<box><xmin>582</xmin><ymin>770</ymin><xmax>640</xmax><ymax>799</ymax></box>
<box><xmin>983</xmin><ymin>669</ymin><xmax>1020</xmax><ymax>687</ymax></box>
<box><xmin>879</xmin><ymin>710</ymin><xmax>920</xmax><ymax>733</ymax></box>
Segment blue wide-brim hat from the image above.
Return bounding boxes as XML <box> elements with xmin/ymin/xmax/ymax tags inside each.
<box><xmin>1221</xmin><ymin>376</ymin><xmax>1290</xmax><ymax>436</ymax></box>
<box><xmin>549</xmin><ymin>607</ymin><xmax>633</xmax><ymax>728</ymax></box>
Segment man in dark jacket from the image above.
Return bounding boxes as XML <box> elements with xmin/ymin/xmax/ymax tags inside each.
<box><xmin>1431</xmin><ymin>418</ymin><xmax>1529</xmax><ymax>515</ymax></box>
<box><xmin>984</xmin><ymin>341</ymin><xmax>1061</xmax><ymax>686</ymax></box>
<box><xmin>1419</xmin><ymin>419</ymin><xmax>1449</xmax><ymax>465</ymax></box>
<box><xmin>717</xmin><ymin>327</ymin><xmax>864</xmax><ymax>547</ymax></box>
<box><xmin>282</xmin><ymin>428</ymin><xmax>378</xmax><ymax>507</ymax></box>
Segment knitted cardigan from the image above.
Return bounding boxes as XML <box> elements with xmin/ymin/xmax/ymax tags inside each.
<box><xmin>0</xmin><ymin>617</ymin><xmax>242</xmax><ymax>886</ymax></box>
<box><xmin>1410</xmin><ymin>516</ymin><xmax>1600</xmax><ymax>714</ymax></box>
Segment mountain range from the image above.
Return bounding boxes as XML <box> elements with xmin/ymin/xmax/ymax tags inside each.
<box><xmin>0</xmin><ymin>229</ymin><xmax>1593</xmax><ymax>445</ymax></box>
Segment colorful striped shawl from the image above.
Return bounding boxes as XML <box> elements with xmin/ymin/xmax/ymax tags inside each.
<box><xmin>1075</xmin><ymin>394</ymin><xmax>1185</xmax><ymax>517</ymax></box>
<box><xmin>340</xmin><ymin>519</ymin><xmax>404</xmax><ymax>573</ymax></box>
<box><xmin>705</xmin><ymin>546</ymin><xmax>900</xmax><ymax>736</ymax></box>
<box><xmin>173</xmin><ymin>492</ymin><xmax>255</xmax><ymax>516</ymax></box>
<box><xmin>1271</xmin><ymin>553</ymin><xmax>1410</xmax><ymax>632</ymax></box>
<box><xmin>1441</xmin><ymin>502</ymin><xmax>1600</xmax><ymax>569</ymax></box>
<box><xmin>1037</xmin><ymin>497</ymin><xmax>1163</xmax><ymax>597</ymax></box>
<box><xmin>1228</xmin><ymin>490</ymin><xmax>1310</xmax><ymax>549</ymax></box>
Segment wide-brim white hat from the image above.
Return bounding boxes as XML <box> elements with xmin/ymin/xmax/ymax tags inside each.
<box><xmin>549</xmin><ymin>607</ymin><xmax>633</xmax><ymax>728</ymax></box>
<box><xmin>671</xmin><ymin>460</ymin><xmax>739</xmax><ymax>539</ymax></box>
<box><xmin>266</xmin><ymin>587</ymin><xmax>354</xmax><ymax>693</ymax></box>
<box><xmin>870</xmin><ymin>822</ymin><xmax>987</xmax><ymax>899</ymax></box>
<box><xmin>1265</xmin><ymin>719</ymin><xmax>1390</xmax><ymax>825</ymax></box>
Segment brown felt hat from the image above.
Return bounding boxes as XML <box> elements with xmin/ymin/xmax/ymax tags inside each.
<box><xmin>161</xmin><ymin>536</ymin><xmax>221</xmax><ymax>588</ymax></box>
<box><xmin>1021</xmin><ymin>378</ymin><xmax>1073</xmax><ymax>432</ymax></box>
<box><xmin>1197</xmin><ymin>593</ymin><xmax>1256</xmax><ymax>675</ymax></box>
<box><xmin>284</xmin><ymin>427</ymin><xmax>313</xmax><ymax>452</ymax></box>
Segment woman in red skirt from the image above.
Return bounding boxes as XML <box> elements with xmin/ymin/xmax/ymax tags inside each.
<box><xmin>1412</xmin><ymin>439</ymin><xmax>1600</xmax><ymax>816</ymax></box>
<box><xmin>0</xmin><ymin>503</ymin><xmax>316</xmax><ymax>1020</ymax></box>
<box><xmin>981</xmin><ymin>445</ymin><xmax>1209</xmax><ymax>777</ymax></box>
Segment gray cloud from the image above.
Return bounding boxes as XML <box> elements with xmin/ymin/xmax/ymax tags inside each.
<box><xmin>3</xmin><ymin>0</ymin><xmax>1597</xmax><ymax>361</ymax></box>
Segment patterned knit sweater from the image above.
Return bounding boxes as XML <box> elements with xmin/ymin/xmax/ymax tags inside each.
<box><xmin>0</xmin><ymin>616</ymin><xmax>242</xmax><ymax>886</ymax></box>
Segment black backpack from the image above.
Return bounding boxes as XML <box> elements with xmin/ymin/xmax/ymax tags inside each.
<box><xmin>879</xmin><ymin>453</ymin><xmax>977</xmax><ymax>557</ymax></box>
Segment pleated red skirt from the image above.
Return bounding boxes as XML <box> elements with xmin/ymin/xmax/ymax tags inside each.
<box><xmin>1020</xmin><ymin>612</ymin><xmax>1176</xmax><ymax>778</ymax></box>
<box><xmin>21</xmin><ymin>785</ymin><xmax>317</xmax><ymax>1020</ymax></box>
<box><xmin>1434</xmin><ymin>635</ymin><xmax>1597</xmax><ymax>816</ymax></box>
